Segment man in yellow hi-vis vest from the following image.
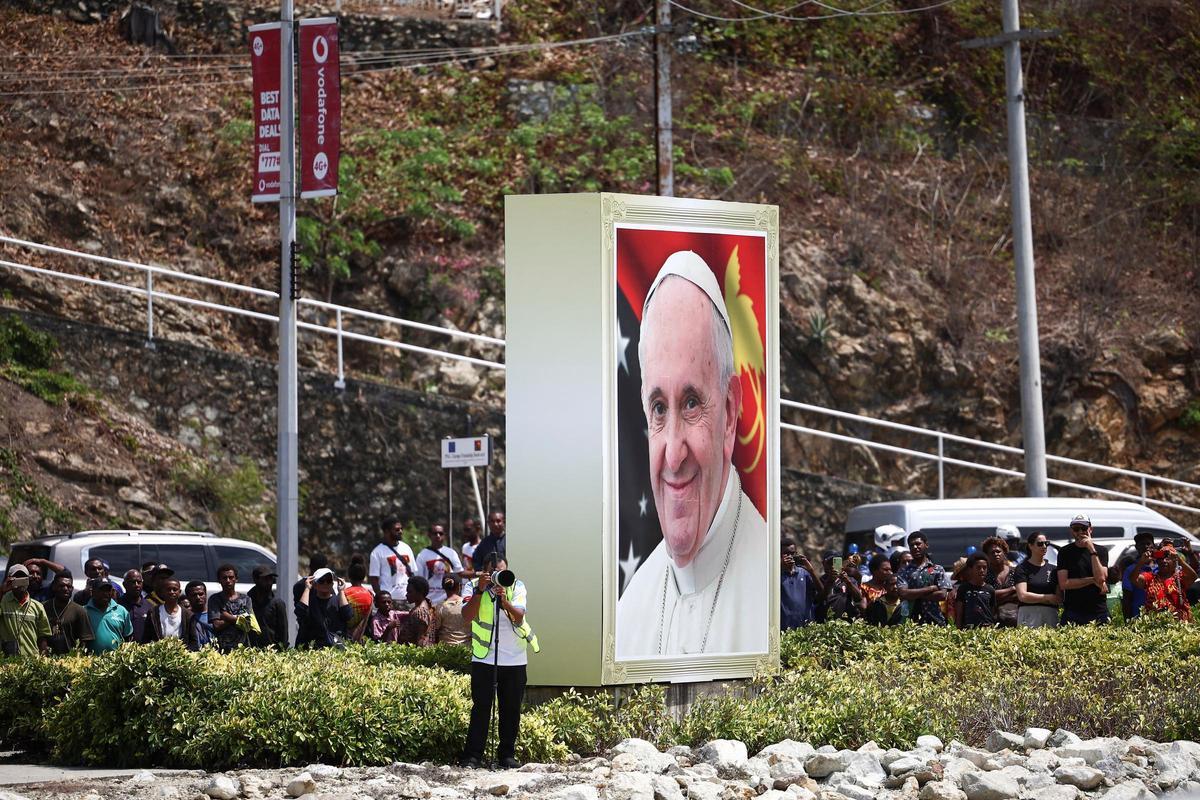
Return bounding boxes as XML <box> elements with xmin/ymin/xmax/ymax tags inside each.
<box><xmin>460</xmin><ymin>555</ymin><xmax>537</xmax><ymax>768</ymax></box>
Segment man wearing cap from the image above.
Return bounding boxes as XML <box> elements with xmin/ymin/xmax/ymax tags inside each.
<box><xmin>616</xmin><ymin>251</ymin><xmax>769</xmax><ymax>657</ymax></box>
<box><xmin>248</xmin><ymin>565</ymin><xmax>288</xmax><ymax>649</ymax></box>
<box><xmin>1056</xmin><ymin>514</ymin><xmax>1110</xmax><ymax>625</ymax></box>
<box><xmin>84</xmin><ymin>578</ymin><xmax>133</xmax><ymax>654</ymax></box>
<box><xmin>0</xmin><ymin>564</ymin><xmax>51</xmax><ymax>657</ymax></box>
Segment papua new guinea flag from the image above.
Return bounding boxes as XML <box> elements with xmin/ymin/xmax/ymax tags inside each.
<box><xmin>615</xmin><ymin>225</ymin><xmax>768</xmax><ymax>597</ymax></box>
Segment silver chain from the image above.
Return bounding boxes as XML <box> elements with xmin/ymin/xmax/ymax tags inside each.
<box><xmin>656</xmin><ymin>482</ymin><xmax>743</xmax><ymax>655</ymax></box>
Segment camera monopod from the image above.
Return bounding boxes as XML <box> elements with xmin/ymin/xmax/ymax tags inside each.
<box><xmin>487</xmin><ymin>568</ymin><xmax>517</xmax><ymax>765</ymax></box>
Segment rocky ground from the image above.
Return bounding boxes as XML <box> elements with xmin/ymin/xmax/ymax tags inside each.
<box><xmin>8</xmin><ymin>728</ymin><xmax>1200</xmax><ymax>800</ymax></box>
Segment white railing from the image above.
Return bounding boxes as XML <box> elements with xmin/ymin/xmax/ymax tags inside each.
<box><xmin>782</xmin><ymin>399</ymin><xmax>1200</xmax><ymax>518</ymax></box>
<box><xmin>0</xmin><ymin>235</ymin><xmax>504</xmax><ymax>381</ymax></box>
<box><xmin>2</xmin><ymin>233</ymin><xmax>1197</xmax><ymax>521</ymax></box>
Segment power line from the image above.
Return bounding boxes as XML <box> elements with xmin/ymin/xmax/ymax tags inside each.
<box><xmin>670</xmin><ymin>0</ymin><xmax>960</xmax><ymax>22</ymax></box>
<box><xmin>0</xmin><ymin>30</ymin><xmax>652</xmax><ymax>86</ymax></box>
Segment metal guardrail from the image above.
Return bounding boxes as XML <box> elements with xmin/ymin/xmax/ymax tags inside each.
<box><xmin>2</xmin><ymin>234</ymin><xmax>1197</xmax><ymax>519</ymax></box>
<box><xmin>782</xmin><ymin>399</ymin><xmax>1200</xmax><ymax>518</ymax></box>
<box><xmin>0</xmin><ymin>235</ymin><xmax>505</xmax><ymax>379</ymax></box>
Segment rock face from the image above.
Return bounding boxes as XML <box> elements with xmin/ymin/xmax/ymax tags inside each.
<box><xmin>8</xmin><ymin>310</ymin><xmax>504</xmax><ymax>561</ymax></box>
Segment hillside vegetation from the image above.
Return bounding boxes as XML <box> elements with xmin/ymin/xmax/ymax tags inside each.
<box><xmin>0</xmin><ymin>0</ymin><xmax>1197</xmax><ymax>545</ymax></box>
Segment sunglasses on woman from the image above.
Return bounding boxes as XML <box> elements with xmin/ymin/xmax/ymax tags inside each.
<box><xmin>1032</xmin><ymin>541</ymin><xmax>1048</xmax><ymax>547</ymax></box>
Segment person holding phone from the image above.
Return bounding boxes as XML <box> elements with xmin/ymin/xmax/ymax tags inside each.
<box><xmin>1134</xmin><ymin>543</ymin><xmax>1195</xmax><ymax>621</ymax></box>
<box><xmin>295</xmin><ymin>567</ymin><xmax>352</xmax><ymax>649</ymax></box>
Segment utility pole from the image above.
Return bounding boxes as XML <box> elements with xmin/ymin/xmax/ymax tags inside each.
<box><xmin>654</xmin><ymin>0</ymin><xmax>673</xmax><ymax>196</ymax></box>
<box><xmin>277</xmin><ymin>0</ymin><xmax>300</xmax><ymax>643</ymax></box>
<box><xmin>961</xmin><ymin>2</ymin><xmax>1058</xmax><ymax>497</ymax></box>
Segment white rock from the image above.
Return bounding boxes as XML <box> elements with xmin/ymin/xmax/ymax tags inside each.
<box><xmin>128</xmin><ymin>771</ymin><xmax>158</xmax><ymax>786</ymax></box>
<box><xmin>155</xmin><ymin>787</ymin><xmax>180</xmax><ymax>800</ymax></box>
<box><xmin>696</xmin><ymin>739</ymin><xmax>749</xmax><ymax>771</ymax></box>
<box><xmin>1047</xmin><ymin>730</ymin><xmax>1082</xmax><ymax>748</ymax></box>
<box><xmin>1149</xmin><ymin>741</ymin><xmax>1200</xmax><ymax>789</ymax></box>
<box><xmin>1025</xmin><ymin>750</ymin><xmax>1060</xmax><ymax>772</ymax></box>
<box><xmin>828</xmin><ymin>783</ymin><xmax>875</xmax><ymax>800</ymax></box>
<box><xmin>305</xmin><ymin>764</ymin><xmax>342</xmax><ymax>779</ymax></box>
<box><xmin>1020</xmin><ymin>772</ymin><xmax>1056</xmax><ymax>793</ymax></box>
<box><xmin>768</xmin><ymin>756</ymin><xmax>810</xmax><ymax>781</ymax></box>
<box><xmin>842</xmin><ymin>752</ymin><xmax>886</xmax><ymax>787</ymax></box>
<box><xmin>817</xmin><ymin>745</ymin><xmax>838</xmax><ymax>754</ymax></box>
<box><xmin>890</xmin><ymin>756</ymin><xmax>928</xmax><ymax>776</ymax></box>
<box><xmin>607</xmin><ymin>771</ymin><xmax>657</xmax><ymax>800</ymax></box>
<box><xmin>683</xmin><ymin>780</ymin><xmax>722</xmax><ymax>800</ymax></box>
<box><xmin>735</xmin><ymin>756</ymin><xmax>771</xmax><ymax>787</ymax></box>
<box><xmin>1097</xmin><ymin>780</ymin><xmax>1154</xmax><ymax>800</ymax></box>
<box><xmin>1054</xmin><ymin>737</ymin><xmax>1125</xmax><ymax>766</ymax></box>
<box><xmin>1094</xmin><ymin>756</ymin><xmax>1129</xmax><ymax>782</ymax></box>
<box><xmin>857</xmin><ymin>741</ymin><xmax>882</xmax><ymax>753</ymax></box>
<box><xmin>1053</xmin><ymin>765</ymin><xmax>1104</xmax><ymax>790</ymax></box>
<box><xmin>612</xmin><ymin>740</ymin><xmax>676</xmax><ymax>774</ymax></box>
<box><xmin>1022</xmin><ymin>728</ymin><xmax>1053</xmax><ymax>750</ymax></box>
<box><xmin>917</xmin><ymin>736</ymin><xmax>945</xmax><ymax>753</ymax></box>
<box><xmin>205</xmin><ymin>775</ymin><xmax>241</xmax><ymax>800</ymax></box>
<box><xmin>758</xmin><ymin>740</ymin><xmax>816</xmax><ymax>763</ymax></box>
<box><xmin>958</xmin><ymin>771</ymin><xmax>1019</xmax><ymax>800</ymax></box>
<box><xmin>805</xmin><ymin>753</ymin><xmax>848</xmax><ymax>779</ymax></box>
<box><xmin>940</xmin><ymin>757</ymin><xmax>979</xmax><ymax>784</ymax></box>
<box><xmin>652</xmin><ymin>775</ymin><xmax>685</xmax><ymax>800</ymax></box>
<box><xmin>785</xmin><ymin>787</ymin><xmax>817</xmax><ymax>800</ymax></box>
<box><xmin>919</xmin><ymin>780</ymin><xmax>966</xmax><ymax>800</ymax></box>
<box><xmin>286</xmin><ymin>773</ymin><xmax>316</xmax><ymax>798</ymax></box>
<box><xmin>1033</xmin><ymin>786</ymin><xmax>1079</xmax><ymax>800</ymax></box>
<box><xmin>952</xmin><ymin>747</ymin><xmax>992</xmax><ymax>769</ymax></box>
<box><xmin>681</xmin><ymin>765</ymin><xmax>719</xmax><ymax>782</ymax></box>
<box><xmin>995</xmin><ymin>765</ymin><xmax>1033</xmax><ymax>786</ymax></box>
<box><xmin>984</xmin><ymin>731</ymin><xmax>1024</xmax><ymax>753</ymax></box>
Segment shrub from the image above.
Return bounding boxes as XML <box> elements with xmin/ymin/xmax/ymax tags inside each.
<box><xmin>0</xmin><ymin>314</ymin><xmax>89</xmax><ymax>405</ymax></box>
<box><xmin>10</xmin><ymin>621</ymin><xmax>1200</xmax><ymax>768</ymax></box>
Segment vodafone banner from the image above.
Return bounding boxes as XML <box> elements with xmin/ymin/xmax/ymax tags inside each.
<box><xmin>299</xmin><ymin>18</ymin><xmax>340</xmax><ymax>199</ymax></box>
<box><xmin>249</xmin><ymin>22</ymin><xmax>282</xmax><ymax>203</ymax></box>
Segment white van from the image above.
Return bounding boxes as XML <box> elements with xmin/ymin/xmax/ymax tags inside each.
<box><xmin>843</xmin><ymin>498</ymin><xmax>1195</xmax><ymax>568</ymax></box>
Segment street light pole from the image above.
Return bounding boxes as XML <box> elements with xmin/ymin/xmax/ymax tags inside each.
<box><xmin>1001</xmin><ymin>0</ymin><xmax>1048</xmax><ymax>497</ymax></box>
<box><xmin>277</xmin><ymin>0</ymin><xmax>300</xmax><ymax>642</ymax></box>
<box><xmin>961</xmin><ymin>2</ymin><xmax>1056</xmax><ymax>497</ymax></box>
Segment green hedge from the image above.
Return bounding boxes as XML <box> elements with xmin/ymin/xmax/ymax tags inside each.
<box><xmin>5</xmin><ymin>620</ymin><xmax>1200</xmax><ymax>768</ymax></box>
<box><xmin>675</xmin><ymin>615</ymin><xmax>1200</xmax><ymax>752</ymax></box>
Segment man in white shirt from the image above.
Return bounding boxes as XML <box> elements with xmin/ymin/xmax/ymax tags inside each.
<box><xmin>416</xmin><ymin>523</ymin><xmax>463</xmax><ymax>606</ymax></box>
<box><xmin>369</xmin><ymin>518</ymin><xmax>415</xmax><ymax>599</ymax></box>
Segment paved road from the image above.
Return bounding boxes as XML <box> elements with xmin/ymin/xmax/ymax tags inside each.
<box><xmin>0</xmin><ymin>763</ymin><xmax>188</xmax><ymax>787</ymax></box>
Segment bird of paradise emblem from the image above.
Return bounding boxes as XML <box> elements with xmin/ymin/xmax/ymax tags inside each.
<box><xmin>723</xmin><ymin>246</ymin><xmax>766</xmax><ymax>475</ymax></box>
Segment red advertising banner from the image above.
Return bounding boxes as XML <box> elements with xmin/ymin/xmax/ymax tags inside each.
<box><xmin>299</xmin><ymin>18</ymin><xmax>340</xmax><ymax>199</ymax></box>
<box><xmin>249</xmin><ymin>22</ymin><xmax>282</xmax><ymax>203</ymax></box>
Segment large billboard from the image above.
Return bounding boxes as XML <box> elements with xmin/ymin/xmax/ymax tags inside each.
<box><xmin>505</xmin><ymin>193</ymin><xmax>778</xmax><ymax>685</ymax></box>
<box><xmin>614</xmin><ymin>226</ymin><xmax>770</xmax><ymax>658</ymax></box>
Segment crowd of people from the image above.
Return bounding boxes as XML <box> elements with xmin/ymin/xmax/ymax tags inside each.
<box><xmin>0</xmin><ymin>511</ymin><xmax>511</xmax><ymax>657</ymax></box>
<box><xmin>782</xmin><ymin>513</ymin><xmax>1199</xmax><ymax>629</ymax></box>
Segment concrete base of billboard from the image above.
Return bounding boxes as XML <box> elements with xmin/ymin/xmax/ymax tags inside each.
<box><xmin>525</xmin><ymin>678</ymin><xmax>760</xmax><ymax>722</ymax></box>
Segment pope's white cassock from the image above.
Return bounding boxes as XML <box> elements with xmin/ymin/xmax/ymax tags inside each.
<box><xmin>616</xmin><ymin>471</ymin><xmax>768</xmax><ymax>657</ymax></box>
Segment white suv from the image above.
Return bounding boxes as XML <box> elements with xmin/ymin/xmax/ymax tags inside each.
<box><xmin>8</xmin><ymin>530</ymin><xmax>277</xmax><ymax>596</ymax></box>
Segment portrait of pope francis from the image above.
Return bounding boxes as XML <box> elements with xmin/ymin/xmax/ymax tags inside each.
<box><xmin>616</xmin><ymin>249</ymin><xmax>769</xmax><ymax>658</ymax></box>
